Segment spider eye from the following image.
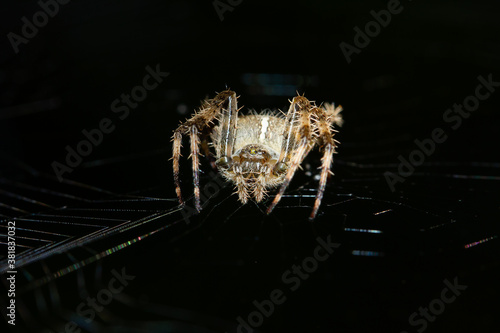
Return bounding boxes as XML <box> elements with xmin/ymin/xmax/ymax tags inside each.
<box><xmin>216</xmin><ymin>156</ymin><xmax>231</xmax><ymax>169</ymax></box>
<box><xmin>274</xmin><ymin>162</ymin><xmax>288</xmax><ymax>175</ymax></box>
<box><xmin>250</xmin><ymin>148</ymin><xmax>256</xmax><ymax>155</ymax></box>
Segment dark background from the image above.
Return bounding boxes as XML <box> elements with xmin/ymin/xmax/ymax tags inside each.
<box><xmin>1</xmin><ymin>0</ymin><xmax>499</xmax><ymax>332</ymax></box>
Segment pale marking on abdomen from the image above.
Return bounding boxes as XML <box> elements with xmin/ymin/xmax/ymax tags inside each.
<box><xmin>259</xmin><ymin>116</ymin><xmax>269</xmax><ymax>141</ymax></box>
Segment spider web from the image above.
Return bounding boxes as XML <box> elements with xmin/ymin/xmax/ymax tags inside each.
<box><xmin>1</xmin><ymin>105</ymin><xmax>499</xmax><ymax>333</ymax></box>
<box><xmin>2</xmin><ymin>0</ymin><xmax>500</xmax><ymax>331</ymax></box>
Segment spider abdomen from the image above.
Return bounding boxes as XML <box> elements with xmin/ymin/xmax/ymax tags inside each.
<box><xmin>230</xmin><ymin>114</ymin><xmax>284</xmax><ymax>158</ymax></box>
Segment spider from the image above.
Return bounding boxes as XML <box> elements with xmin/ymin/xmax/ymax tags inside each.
<box><xmin>172</xmin><ymin>89</ymin><xmax>343</xmax><ymax>221</ymax></box>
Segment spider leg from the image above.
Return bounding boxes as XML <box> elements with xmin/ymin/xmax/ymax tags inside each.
<box><xmin>309</xmin><ymin>106</ymin><xmax>340</xmax><ymax>220</ymax></box>
<box><xmin>266</xmin><ymin>139</ymin><xmax>309</xmax><ymax>214</ymax></box>
<box><xmin>172</xmin><ymin>131</ymin><xmax>184</xmax><ymax>206</ymax></box>
<box><xmin>254</xmin><ymin>166</ymin><xmax>271</xmax><ymax>202</ymax></box>
<box><xmin>310</xmin><ymin>143</ymin><xmax>334</xmax><ymax>220</ymax></box>
<box><xmin>172</xmin><ymin>90</ymin><xmax>238</xmax><ymax>211</ymax></box>
<box><xmin>214</xmin><ymin>90</ymin><xmax>238</xmax><ymax>168</ymax></box>
<box><xmin>234</xmin><ymin>165</ymin><xmax>250</xmax><ymax>204</ymax></box>
<box><xmin>190</xmin><ymin>125</ymin><xmax>202</xmax><ymax>211</ymax></box>
<box><xmin>266</xmin><ymin>96</ymin><xmax>314</xmax><ymax>215</ymax></box>
<box><xmin>276</xmin><ymin>96</ymin><xmax>305</xmax><ymax>164</ymax></box>
<box><xmin>200</xmin><ymin>135</ymin><xmax>217</xmax><ymax>170</ymax></box>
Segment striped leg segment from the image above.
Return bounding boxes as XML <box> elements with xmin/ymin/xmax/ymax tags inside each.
<box><xmin>172</xmin><ymin>90</ymin><xmax>239</xmax><ymax>212</ymax></box>
<box><xmin>267</xmin><ymin>96</ymin><xmax>314</xmax><ymax>215</ymax></box>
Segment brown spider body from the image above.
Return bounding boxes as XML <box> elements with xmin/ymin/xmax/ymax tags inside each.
<box><xmin>172</xmin><ymin>90</ymin><xmax>343</xmax><ymax>221</ymax></box>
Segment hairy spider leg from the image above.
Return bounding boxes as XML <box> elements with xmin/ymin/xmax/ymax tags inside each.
<box><xmin>215</xmin><ymin>91</ymin><xmax>238</xmax><ymax>167</ymax></box>
<box><xmin>189</xmin><ymin>126</ymin><xmax>201</xmax><ymax>211</ymax></box>
<box><xmin>172</xmin><ymin>90</ymin><xmax>238</xmax><ymax>211</ymax></box>
<box><xmin>234</xmin><ymin>164</ymin><xmax>250</xmax><ymax>204</ymax></box>
<box><xmin>254</xmin><ymin>164</ymin><xmax>271</xmax><ymax>202</ymax></box>
<box><xmin>172</xmin><ymin>130</ymin><xmax>183</xmax><ymax>206</ymax></box>
<box><xmin>215</xmin><ymin>91</ymin><xmax>246</xmax><ymax>202</ymax></box>
<box><xmin>309</xmin><ymin>106</ymin><xmax>340</xmax><ymax>221</ymax></box>
<box><xmin>266</xmin><ymin>95</ymin><xmax>315</xmax><ymax>215</ymax></box>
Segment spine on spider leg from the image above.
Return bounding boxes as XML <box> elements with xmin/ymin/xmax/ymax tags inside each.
<box><xmin>172</xmin><ymin>130</ymin><xmax>184</xmax><ymax>206</ymax></box>
<box><xmin>183</xmin><ymin>94</ymin><xmax>223</xmax><ymax>132</ymax></box>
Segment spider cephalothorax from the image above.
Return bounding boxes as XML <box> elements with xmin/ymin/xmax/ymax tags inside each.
<box><xmin>172</xmin><ymin>89</ymin><xmax>343</xmax><ymax>220</ymax></box>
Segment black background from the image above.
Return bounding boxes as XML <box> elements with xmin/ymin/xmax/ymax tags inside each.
<box><xmin>1</xmin><ymin>0</ymin><xmax>499</xmax><ymax>332</ymax></box>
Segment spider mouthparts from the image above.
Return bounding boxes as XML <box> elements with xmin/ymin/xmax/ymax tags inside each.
<box><xmin>215</xmin><ymin>156</ymin><xmax>232</xmax><ymax>169</ymax></box>
<box><xmin>273</xmin><ymin>162</ymin><xmax>288</xmax><ymax>175</ymax></box>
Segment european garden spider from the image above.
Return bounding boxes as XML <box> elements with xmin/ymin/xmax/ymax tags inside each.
<box><xmin>172</xmin><ymin>90</ymin><xmax>343</xmax><ymax>220</ymax></box>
